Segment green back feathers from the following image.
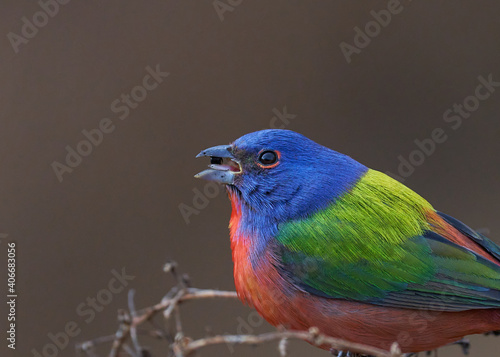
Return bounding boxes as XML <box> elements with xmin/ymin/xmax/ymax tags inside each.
<box><xmin>278</xmin><ymin>169</ymin><xmax>433</xmax><ymax>260</ymax></box>
<box><xmin>276</xmin><ymin>169</ymin><xmax>500</xmax><ymax>310</ymax></box>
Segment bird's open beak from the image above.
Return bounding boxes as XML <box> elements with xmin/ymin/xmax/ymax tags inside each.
<box><xmin>194</xmin><ymin>145</ymin><xmax>242</xmax><ymax>184</ymax></box>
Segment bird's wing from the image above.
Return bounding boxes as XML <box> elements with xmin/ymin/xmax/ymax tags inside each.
<box><xmin>275</xmin><ymin>169</ymin><xmax>500</xmax><ymax>311</ymax></box>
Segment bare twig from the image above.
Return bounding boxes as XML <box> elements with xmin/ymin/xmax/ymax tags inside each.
<box><xmin>77</xmin><ymin>262</ymin><xmax>402</xmax><ymax>357</ymax></box>
<box><xmin>128</xmin><ymin>289</ymin><xmax>142</xmax><ymax>356</ymax></box>
<box><xmin>76</xmin><ymin>334</ymin><xmax>116</xmax><ymax>353</ymax></box>
<box><xmin>109</xmin><ymin>309</ymin><xmax>132</xmax><ymax>357</ymax></box>
<box><xmin>179</xmin><ymin>327</ymin><xmax>397</xmax><ymax>357</ymax></box>
<box><xmin>174</xmin><ymin>305</ymin><xmax>183</xmax><ymax>336</ymax></box>
<box><xmin>134</xmin><ymin>287</ymin><xmax>238</xmax><ymax>325</ymax></box>
<box><xmin>278</xmin><ymin>337</ymin><xmax>288</xmax><ymax>357</ymax></box>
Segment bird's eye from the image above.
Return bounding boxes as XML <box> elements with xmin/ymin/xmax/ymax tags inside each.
<box><xmin>258</xmin><ymin>150</ymin><xmax>279</xmax><ymax>167</ymax></box>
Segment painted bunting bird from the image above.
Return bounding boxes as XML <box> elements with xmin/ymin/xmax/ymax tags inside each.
<box><xmin>195</xmin><ymin>129</ymin><xmax>500</xmax><ymax>354</ymax></box>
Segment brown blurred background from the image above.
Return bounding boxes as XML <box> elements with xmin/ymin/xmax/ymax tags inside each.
<box><xmin>1</xmin><ymin>1</ymin><xmax>500</xmax><ymax>356</ymax></box>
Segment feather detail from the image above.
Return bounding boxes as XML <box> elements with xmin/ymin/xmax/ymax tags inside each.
<box><xmin>228</xmin><ymin>189</ymin><xmax>310</xmax><ymax>326</ymax></box>
<box><xmin>275</xmin><ymin>170</ymin><xmax>500</xmax><ymax>310</ymax></box>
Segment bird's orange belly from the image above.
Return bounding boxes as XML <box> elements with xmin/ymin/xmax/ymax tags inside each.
<box><xmin>286</xmin><ymin>293</ymin><xmax>500</xmax><ymax>353</ymax></box>
<box><xmin>239</xmin><ymin>265</ymin><xmax>500</xmax><ymax>353</ymax></box>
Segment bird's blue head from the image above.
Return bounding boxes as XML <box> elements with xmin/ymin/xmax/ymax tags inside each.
<box><xmin>196</xmin><ymin>129</ymin><xmax>368</xmax><ymax>224</ymax></box>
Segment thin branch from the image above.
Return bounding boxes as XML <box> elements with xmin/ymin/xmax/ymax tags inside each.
<box><xmin>76</xmin><ymin>334</ymin><xmax>116</xmax><ymax>353</ymax></box>
<box><xmin>179</xmin><ymin>327</ymin><xmax>398</xmax><ymax>357</ymax></box>
<box><xmin>278</xmin><ymin>337</ymin><xmax>288</xmax><ymax>357</ymax></box>
<box><xmin>109</xmin><ymin>309</ymin><xmax>132</xmax><ymax>357</ymax></box>
<box><xmin>174</xmin><ymin>305</ymin><xmax>183</xmax><ymax>336</ymax></box>
<box><xmin>123</xmin><ymin>343</ymin><xmax>139</xmax><ymax>357</ymax></box>
<box><xmin>77</xmin><ymin>262</ymin><xmax>402</xmax><ymax>357</ymax></box>
<box><xmin>134</xmin><ymin>288</ymin><xmax>238</xmax><ymax>325</ymax></box>
<box><xmin>128</xmin><ymin>289</ymin><xmax>142</xmax><ymax>356</ymax></box>
<box><xmin>103</xmin><ymin>287</ymin><xmax>238</xmax><ymax>356</ymax></box>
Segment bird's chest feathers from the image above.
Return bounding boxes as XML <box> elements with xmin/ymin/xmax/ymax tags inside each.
<box><xmin>230</xmin><ymin>233</ymin><xmax>262</xmax><ymax>305</ymax></box>
<box><xmin>228</xmin><ymin>192</ymin><xmax>290</xmax><ymax>317</ymax></box>
<box><xmin>228</xmin><ymin>193</ymin><xmax>264</xmax><ymax>303</ymax></box>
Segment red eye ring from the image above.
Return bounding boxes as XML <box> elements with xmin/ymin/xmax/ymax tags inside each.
<box><xmin>257</xmin><ymin>150</ymin><xmax>281</xmax><ymax>169</ymax></box>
